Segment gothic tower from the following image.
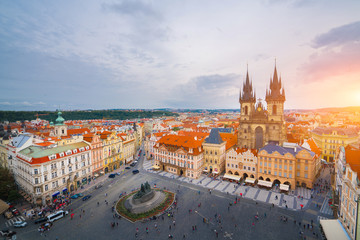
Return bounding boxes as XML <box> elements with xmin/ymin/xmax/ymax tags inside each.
<box><xmin>239</xmin><ymin>69</ymin><xmax>256</xmax><ymax>121</ymax></box>
<box><xmin>265</xmin><ymin>63</ymin><xmax>286</xmax><ymax>122</ymax></box>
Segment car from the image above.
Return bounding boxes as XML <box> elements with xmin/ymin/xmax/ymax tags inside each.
<box><xmin>134</xmin><ymin>160</ymin><xmax>138</xmax><ymax>164</ymax></box>
<box><xmin>108</xmin><ymin>174</ymin><xmax>116</xmax><ymax>178</ymax></box>
<box><xmin>125</xmin><ymin>166</ymin><xmax>131</xmax><ymax>170</ymax></box>
<box><xmin>0</xmin><ymin>230</ymin><xmax>15</xmax><ymax>237</ymax></box>
<box><xmin>95</xmin><ymin>184</ymin><xmax>103</xmax><ymax>189</ymax></box>
<box><xmin>132</xmin><ymin>170</ymin><xmax>139</xmax><ymax>174</ymax></box>
<box><xmin>13</xmin><ymin>221</ymin><xmax>27</xmax><ymax>228</ymax></box>
<box><xmin>11</xmin><ymin>208</ymin><xmax>20</xmax><ymax>216</ymax></box>
<box><xmin>130</xmin><ymin>163</ymin><xmax>135</xmax><ymax>167</ymax></box>
<box><xmin>116</xmin><ymin>172</ymin><xmax>121</xmax><ymax>175</ymax></box>
<box><xmin>34</xmin><ymin>218</ymin><xmax>48</xmax><ymax>224</ymax></box>
<box><xmin>82</xmin><ymin>195</ymin><xmax>91</xmax><ymax>201</ymax></box>
<box><xmin>70</xmin><ymin>193</ymin><xmax>83</xmax><ymax>199</ymax></box>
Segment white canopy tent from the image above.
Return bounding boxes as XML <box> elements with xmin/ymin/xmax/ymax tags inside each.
<box><xmin>320</xmin><ymin>219</ymin><xmax>351</xmax><ymax>240</ymax></box>
<box><xmin>257</xmin><ymin>180</ymin><xmax>273</xmax><ymax>188</ymax></box>
<box><xmin>223</xmin><ymin>174</ymin><xmax>241</xmax><ymax>181</ymax></box>
<box><xmin>280</xmin><ymin>184</ymin><xmax>290</xmax><ymax>191</ymax></box>
<box><xmin>245</xmin><ymin>177</ymin><xmax>256</xmax><ymax>184</ymax></box>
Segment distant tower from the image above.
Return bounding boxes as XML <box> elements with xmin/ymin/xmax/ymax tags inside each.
<box><xmin>239</xmin><ymin>68</ymin><xmax>256</xmax><ymax>121</ymax></box>
<box><xmin>54</xmin><ymin>111</ymin><xmax>67</xmax><ymax>137</ymax></box>
<box><xmin>266</xmin><ymin>63</ymin><xmax>286</xmax><ymax>122</ymax></box>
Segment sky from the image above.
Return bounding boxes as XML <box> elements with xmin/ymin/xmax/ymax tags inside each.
<box><xmin>0</xmin><ymin>0</ymin><xmax>360</xmax><ymax>111</ymax></box>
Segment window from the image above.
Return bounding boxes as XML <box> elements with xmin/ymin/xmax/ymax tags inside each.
<box><xmin>284</xmin><ymin>165</ymin><xmax>287</xmax><ymax>170</ymax></box>
<box><xmin>244</xmin><ymin>166</ymin><xmax>246</xmax><ymax>170</ymax></box>
<box><xmin>248</xmin><ymin>167</ymin><xmax>250</xmax><ymax>170</ymax></box>
<box><xmin>264</xmin><ymin>163</ymin><xmax>267</xmax><ymax>167</ymax></box>
<box><xmin>35</xmin><ymin>178</ymin><xmax>39</xmax><ymax>184</ymax></box>
<box><xmin>268</xmin><ymin>163</ymin><xmax>271</xmax><ymax>167</ymax></box>
<box><xmin>268</xmin><ymin>170</ymin><xmax>271</xmax><ymax>174</ymax></box>
<box><xmin>305</xmin><ymin>166</ymin><xmax>308</xmax><ymax>171</ymax></box>
<box><xmin>259</xmin><ymin>169</ymin><xmax>262</xmax><ymax>173</ymax></box>
<box><xmin>284</xmin><ymin>173</ymin><xmax>287</xmax><ymax>177</ymax></box>
<box><xmin>62</xmin><ymin>169</ymin><xmax>65</xmax><ymax>175</ymax></box>
<box><xmin>297</xmin><ymin>172</ymin><xmax>300</xmax><ymax>177</ymax></box>
<box><xmin>260</xmin><ymin>162</ymin><xmax>262</xmax><ymax>166</ymax></box>
<box><xmin>305</xmin><ymin>174</ymin><xmax>308</xmax><ymax>178</ymax></box>
<box><xmin>44</xmin><ymin>175</ymin><xmax>48</xmax><ymax>181</ymax></box>
<box><xmin>36</xmin><ymin>187</ymin><xmax>41</xmax><ymax>193</ymax></box>
<box><xmin>69</xmin><ymin>166</ymin><xmax>72</xmax><ymax>172</ymax></box>
<box><xmin>279</xmin><ymin>172</ymin><xmax>282</xmax><ymax>177</ymax></box>
<box><xmin>297</xmin><ymin>165</ymin><xmax>300</xmax><ymax>169</ymax></box>
<box><xmin>264</xmin><ymin>170</ymin><xmax>267</xmax><ymax>174</ymax></box>
<box><xmin>62</xmin><ymin>178</ymin><xmax>65</xmax><ymax>184</ymax></box>
<box><xmin>279</xmin><ymin>164</ymin><xmax>282</xmax><ymax>169</ymax></box>
<box><xmin>289</xmin><ymin>166</ymin><xmax>292</xmax><ymax>170</ymax></box>
<box><xmin>274</xmin><ymin>171</ymin><xmax>277</xmax><ymax>176</ymax></box>
<box><xmin>289</xmin><ymin>174</ymin><xmax>292</xmax><ymax>178</ymax></box>
<box><xmin>275</xmin><ymin>164</ymin><xmax>277</xmax><ymax>168</ymax></box>
<box><xmin>252</xmin><ymin>168</ymin><xmax>255</xmax><ymax>171</ymax></box>
<box><xmin>45</xmin><ymin>185</ymin><xmax>48</xmax><ymax>191</ymax></box>
<box><xmin>34</xmin><ymin>169</ymin><xmax>38</xmax><ymax>175</ymax></box>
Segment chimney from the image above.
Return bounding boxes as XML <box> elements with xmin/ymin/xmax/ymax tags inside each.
<box><xmin>194</xmin><ymin>137</ymin><xmax>197</xmax><ymax>140</ymax></box>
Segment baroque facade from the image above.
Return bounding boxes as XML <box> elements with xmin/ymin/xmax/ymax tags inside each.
<box><xmin>238</xmin><ymin>65</ymin><xmax>287</xmax><ymax>149</ymax></box>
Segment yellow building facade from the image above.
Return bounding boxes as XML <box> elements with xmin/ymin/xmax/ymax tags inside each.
<box><xmin>312</xmin><ymin>127</ymin><xmax>359</xmax><ymax>162</ymax></box>
<box><xmin>258</xmin><ymin>143</ymin><xmax>317</xmax><ymax>189</ymax></box>
<box><xmin>101</xmin><ymin>131</ymin><xmax>123</xmax><ymax>173</ymax></box>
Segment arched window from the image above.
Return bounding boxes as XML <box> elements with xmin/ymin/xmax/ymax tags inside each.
<box><xmin>244</xmin><ymin>106</ymin><xmax>248</xmax><ymax>115</ymax></box>
<box><xmin>273</xmin><ymin>105</ymin><xmax>277</xmax><ymax>115</ymax></box>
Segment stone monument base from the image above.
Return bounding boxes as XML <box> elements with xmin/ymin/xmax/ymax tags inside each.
<box><xmin>124</xmin><ymin>191</ymin><xmax>166</xmax><ymax>214</ymax></box>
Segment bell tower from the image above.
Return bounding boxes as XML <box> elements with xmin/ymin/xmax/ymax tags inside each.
<box><xmin>239</xmin><ymin>68</ymin><xmax>256</xmax><ymax>121</ymax></box>
<box><xmin>265</xmin><ymin>62</ymin><xmax>285</xmax><ymax>122</ymax></box>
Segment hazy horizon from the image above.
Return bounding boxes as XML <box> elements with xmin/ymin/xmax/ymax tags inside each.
<box><xmin>1</xmin><ymin>1</ymin><xmax>360</xmax><ymax>111</ymax></box>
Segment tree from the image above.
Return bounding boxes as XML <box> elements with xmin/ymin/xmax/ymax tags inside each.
<box><xmin>0</xmin><ymin>167</ymin><xmax>21</xmax><ymax>202</ymax></box>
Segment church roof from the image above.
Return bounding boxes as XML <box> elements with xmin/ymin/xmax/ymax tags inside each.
<box><xmin>205</xmin><ymin>128</ymin><xmax>223</xmax><ymax>144</ymax></box>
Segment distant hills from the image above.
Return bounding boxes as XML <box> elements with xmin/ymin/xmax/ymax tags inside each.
<box><xmin>0</xmin><ymin>110</ymin><xmax>178</xmax><ymax>122</ymax></box>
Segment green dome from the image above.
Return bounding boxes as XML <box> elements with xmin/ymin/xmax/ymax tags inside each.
<box><xmin>50</xmin><ymin>121</ymin><xmax>54</xmax><ymax>125</ymax></box>
<box><xmin>55</xmin><ymin>111</ymin><xmax>65</xmax><ymax>125</ymax></box>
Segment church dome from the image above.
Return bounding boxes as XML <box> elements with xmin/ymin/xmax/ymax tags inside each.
<box><xmin>55</xmin><ymin>111</ymin><xmax>65</xmax><ymax>125</ymax></box>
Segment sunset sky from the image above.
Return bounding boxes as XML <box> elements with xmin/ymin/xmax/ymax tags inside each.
<box><xmin>0</xmin><ymin>0</ymin><xmax>359</xmax><ymax>111</ymax></box>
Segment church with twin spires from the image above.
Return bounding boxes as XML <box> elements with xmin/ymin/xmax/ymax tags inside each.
<box><xmin>238</xmin><ymin>63</ymin><xmax>287</xmax><ymax>149</ymax></box>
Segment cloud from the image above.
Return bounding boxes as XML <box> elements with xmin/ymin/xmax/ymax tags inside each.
<box><xmin>165</xmin><ymin>74</ymin><xmax>241</xmax><ymax>108</ymax></box>
<box><xmin>312</xmin><ymin>21</ymin><xmax>360</xmax><ymax>48</ymax></box>
<box><xmin>0</xmin><ymin>102</ymin><xmax>11</xmax><ymax>105</ymax></box>
<box><xmin>103</xmin><ymin>0</ymin><xmax>161</xmax><ymax>21</ymax></box>
<box><xmin>300</xmin><ymin>21</ymin><xmax>360</xmax><ymax>83</ymax></box>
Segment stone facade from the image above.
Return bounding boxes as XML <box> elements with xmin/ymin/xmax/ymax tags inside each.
<box><xmin>225</xmin><ymin>148</ymin><xmax>258</xmax><ymax>179</ymax></box>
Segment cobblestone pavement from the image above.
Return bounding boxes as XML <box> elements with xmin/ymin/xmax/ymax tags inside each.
<box><xmin>143</xmin><ymin>160</ymin><xmax>315</xmax><ymax>211</ymax></box>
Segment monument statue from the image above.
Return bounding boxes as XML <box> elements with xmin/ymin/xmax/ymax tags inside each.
<box><xmin>134</xmin><ymin>181</ymin><xmax>152</xmax><ymax>199</ymax></box>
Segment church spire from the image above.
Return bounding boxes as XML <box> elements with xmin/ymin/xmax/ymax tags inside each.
<box><xmin>240</xmin><ymin>66</ymin><xmax>256</xmax><ymax>103</ymax></box>
<box><xmin>266</xmin><ymin>61</ymin><xmax>285</xmax><ymax>102</ymax></box>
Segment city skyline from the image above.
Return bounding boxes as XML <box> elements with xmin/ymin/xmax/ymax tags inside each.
<box><xmin>1</xmin><ymin>0</ymin><xmax>360</xmax><ymax>111</ymax></box>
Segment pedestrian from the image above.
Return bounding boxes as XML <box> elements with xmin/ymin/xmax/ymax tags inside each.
<box><xmin>195</xmin><ymin>225</ymin><xmax>197</xmax><ymax>230</ymax></box>
<box><xmin>169</xmin><ymin>225</ymin><xmax>171</xmax><ymax>230</ymax></box>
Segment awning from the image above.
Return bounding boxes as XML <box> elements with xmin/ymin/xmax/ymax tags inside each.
<box><xmin>152</xmin><ymin>165</ymin><xmax>160</xmax><ymax>170</ymax></box>
<box><xmin>280</xmin><ymin>184</ymin><xmax>290</xmax><ymax>191</ymax></box>
<box><xmin>0</xmin><ymin>199</ymin><xmax>9</xmax><ymax>215</ymax></box>
<box><xmin>52</xmin><ymin>191</ymin><xmax>60</xmax><ymax>197</ymax></box>
<box><xmin>100</xmin><ymin>171</ymin><xmax>104</xmax><ymax>174</ymax></box>
<box><xmin>320</xmin><ymin>219</ymin><xmax>351</xmax><ymax>240</ymax></box>
<box><xmin>257</xmin><ymin>180</ymin><xmax>273</xmax><ymax>188</ymax></box>
<box><xmin>94</xmin><ymin>174</ymin><xmax>99</xmax><ymax>177</ymax></box>
<box><xmin>203</xmin><ymin>169</ymin><xmax>209</xmax><ymax>172</ymax></box>
<box><xmin>223</xmin><ymin>173</ymin><xmax>241</xmax><ymax>181</ymax></box>
<box><xmin>245</xmin><ymin>177</ymin><xmax>256</xmax><ymax>184</ymax></box>
<box><xmin>62</xmin><ymin>188</ymin><xmax>68</xmax><ymax>192</ymax></box>
<box><xmin>213</xmin><ymin>171</ymin><xmax>219</xmax><ymax>174</ymax></box>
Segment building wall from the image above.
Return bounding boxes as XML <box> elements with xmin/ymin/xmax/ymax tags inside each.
<box><xmin>339</xmin><ymin>166</ymin><xmax>359</xmax><ymax>240</ymax></box>
<box><xmin>258</xmin><ymin>150</ymin><xmax>296</xmax><ymax>188</ymax></box>
<box><xmin>203</xmin><ymin>142</ymin><xmax>226</xmax><ymax>174</ymax></box>
<box><xmin>225</xmin><ymin>148</ymin><xmax>257</xmax><ymax>179</ymax></box>
<box><xmin>13</xmin><ymin>144</ymin><xmax>92</xmax><ymax>206</ymax></box>
<box><xmin>154</xmin><ymin>145</ymin><xmax>203</xmax><ymax>179</ymax></box>
<box><xmin>312</xmin><ymin>131</ymin><xmax>358</xmax><ymax>162</ymax></box>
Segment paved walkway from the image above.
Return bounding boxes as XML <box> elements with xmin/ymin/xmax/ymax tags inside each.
<box><xmin>143</xmin><ymin>160</ymin><xmax>312</xmax><ymax>211</ymax></box>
